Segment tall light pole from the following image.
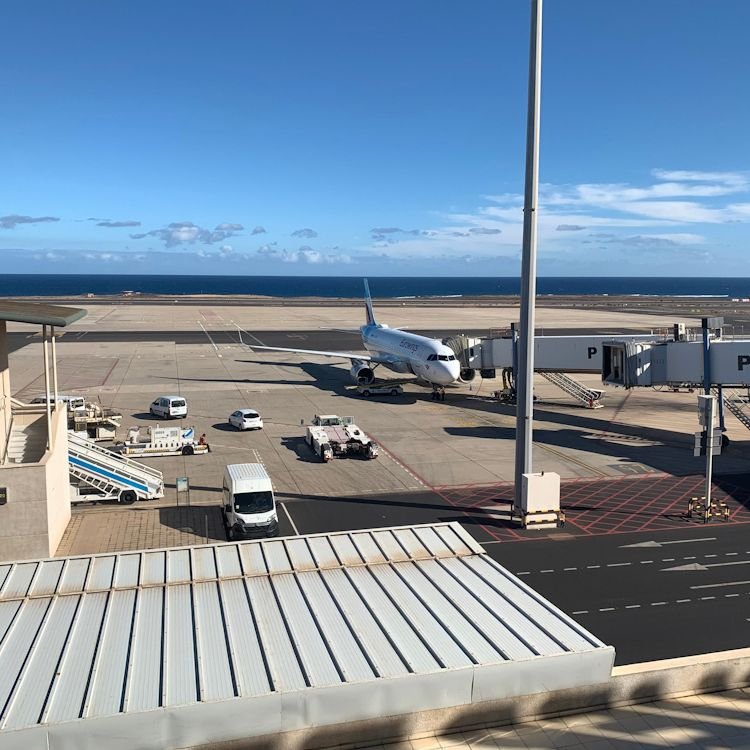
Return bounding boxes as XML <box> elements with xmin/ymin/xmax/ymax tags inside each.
<box><xmin>514</xmin><ymin>0</ymin><xmax>543</xmax><ymax>505</ymax></box>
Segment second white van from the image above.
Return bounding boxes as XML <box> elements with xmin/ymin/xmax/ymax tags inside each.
<box><xmin>149</xmin><ymin>395</ymin><xmax>188</xmax><ymax>419</ymax></box>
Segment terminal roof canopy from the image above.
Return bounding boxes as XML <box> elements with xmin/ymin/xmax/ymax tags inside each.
<box><xmin>0</xmin><ymin>522</ymin><xmax>614</xmax><ymax>750</ymax></box>
<box><xmin>0</xmin><ymin>299</ymin><xmax>86</xmax><ymax>327</ymax></box>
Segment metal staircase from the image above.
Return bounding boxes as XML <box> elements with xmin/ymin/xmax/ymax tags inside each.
<box><xmin>540</xmin><ymin>372</ymin><xmax>605</xmax><ymax>409</ymax></box>
<box><xmin>4</xmin><ymin>417</ymin><xmax>47</xmax><ymax>464</ymax></box>
<box><xmin>713</xmin><ymin>387</ymin><xmax>750</xmax><ymax>431</ymax></box>
<box><xmin>68</xmin><ymin>433</ymin><xmax>164</xmax><ymax>501</ymax></box>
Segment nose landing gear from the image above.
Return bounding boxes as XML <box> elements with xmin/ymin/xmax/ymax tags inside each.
<box><xmin>431</xmin><ymin>385</ymin><xmax>446</xmax><ymax>401</ymax></box>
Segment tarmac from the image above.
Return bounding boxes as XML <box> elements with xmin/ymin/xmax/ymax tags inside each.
<box><xmin>10</xmin><ymin>300</ymin><xmax>750</xmax><ymax>667</ymax></box>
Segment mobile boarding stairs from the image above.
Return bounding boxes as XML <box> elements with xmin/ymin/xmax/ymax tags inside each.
<box><xmin>68</xmin><ymin>432</ymin><xmax>164</xmax><ymax>503</ymax></box>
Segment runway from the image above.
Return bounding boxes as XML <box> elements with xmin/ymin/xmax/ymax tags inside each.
<box><xmin>6</xmin><ymin>325</ymin><xmax>654</xmax><ymax>354</ymax></box>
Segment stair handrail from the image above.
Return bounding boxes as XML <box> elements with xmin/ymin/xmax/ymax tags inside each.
<box><xmin>1</xmin><ymin>412</ymin><xmax>12</xmax><ymax>465</ymax></box>
<box><xmin>67</xmin><ymin>433</ymin><xmax>162</xmax><ymax>480</ymax></box>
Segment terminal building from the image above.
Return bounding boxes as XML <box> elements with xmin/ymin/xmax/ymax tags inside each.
<box><xmin>0</xmin><ymin>301</ymin><xmax>86</xmax><ymax>561</ymax></box>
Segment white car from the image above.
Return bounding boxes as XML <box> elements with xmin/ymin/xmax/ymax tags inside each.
<box><xmin>229</xmin><ymin>409</ymin><xmax>263</xmax><ymax>431</ymax></box>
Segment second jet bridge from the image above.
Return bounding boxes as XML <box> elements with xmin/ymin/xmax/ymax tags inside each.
<box><xmin>602</xmin><ymin>338</ymin><xmax>750</xmax><ymax>389</ymax></box>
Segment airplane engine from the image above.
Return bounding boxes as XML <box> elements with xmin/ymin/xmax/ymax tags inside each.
<box><xmin>350</xmin><ymin>365</ymin><xmax>375</xmax><ymax>385</ymax></box>
<box><xmin>459</xmin><ymin>368</ymin><xmax>476</xmax><ymax>383</ymax></box>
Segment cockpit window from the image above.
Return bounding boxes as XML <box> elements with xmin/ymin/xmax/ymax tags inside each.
<box><xmin>428</xmin><ymin>354</ymin><xmax>437</xmax><ymax>361</ymax></box>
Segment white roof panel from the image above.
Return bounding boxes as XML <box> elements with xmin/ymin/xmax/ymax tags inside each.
<box><xmin>0</xmin><ymin>522</ymin><xmax>614</xmax><ymax>748</ymax></box>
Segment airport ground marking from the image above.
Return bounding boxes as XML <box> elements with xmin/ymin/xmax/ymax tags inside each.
<box><xmin>198</xmin><ymin>321</ymin><xmax>222</xmax><ymax>357</ymax></box>
<box><xmin>691</xmin><ymin>580</ymin><xmax>750</xmax><ymax>590</ymax></box>
<box><xmin>569</xmin><ymin>591</ymin><xmax>750</xmax><ymax>616</ymax></box>
<box><xmin>280</xmin><ymin>502</ymin><xmax>300</xmax><ymax>536</ymax></box>
<box><xmin>621</xmin><ymin>537</ymin><xmax>717</xmax><ymax>549</ymax></box>
<box><xmin>663</xmin><ymin>560</ymin><xmax>750</xmax><ymax>572</ymax></box>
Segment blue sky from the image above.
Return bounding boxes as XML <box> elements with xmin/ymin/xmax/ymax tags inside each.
<box><xmin>1</xmin><ymin>0</ymin><xmax>749</xmax><ymax>276</ymax></box>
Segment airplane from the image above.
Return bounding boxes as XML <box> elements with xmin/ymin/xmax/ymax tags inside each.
<box><xmin>242</xmin><ymin>280</ymin><xmax>464</xmax><ymax>392</ymax></box>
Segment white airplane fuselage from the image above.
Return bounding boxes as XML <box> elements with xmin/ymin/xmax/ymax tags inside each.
<box><xmin>361</xmin><ymin>324</ymin><xmax>461</xmax><ymax>385</ymax></box>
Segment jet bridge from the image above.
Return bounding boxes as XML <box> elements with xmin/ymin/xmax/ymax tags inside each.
<box><xmin>602</xmin><ymin>338</ymin><xmax>750</xmax><ymax>389</ymax></box>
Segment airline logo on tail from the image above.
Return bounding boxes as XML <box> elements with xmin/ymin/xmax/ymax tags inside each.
<box><xmin>364</xmin><ymin>279</ymin><xmax>376</xmax><ymax>326</ymax></box>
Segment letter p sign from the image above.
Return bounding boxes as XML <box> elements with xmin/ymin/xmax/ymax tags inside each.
<box><xmin>738</xmin><ymin>355</ymin><xmax>750</xmax><ymax>371</ymax></box>
<box><xmin>587</xmin><ymin>346</ymin><xmax>597</xmax><ymax>359</ymax></box>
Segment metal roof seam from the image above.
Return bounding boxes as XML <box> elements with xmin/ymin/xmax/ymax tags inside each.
<box><xmin>188</xmin><ymin>584</ymin><xmax>204</xmax><ymax>703</ymax></box>
<box><xmin>317</xmin><ymin>568</ymin><xmax>381</xmax><ymax>679</ymax></box>
<box><xmin>339</xmin><ymin>567</ymin><xmax>414</xmax><ymax>675</ymax></box>
<box><xmin>266</xmin><ymin>574</ymin><xmax>312</xmax><ymax>688</ymax></box>
<box><xmin>440</xmin><ymin>558</ymin><xmax>542</xmax><ymax>657</ymax></box>
<box><xmin>414</xmin><ymin>559</ymin><xmax>511</xmax><ymax>662</ymax></box>
<box><xmin>390</xmin><ymin>561</ymin><xmax>480</xmax><ymax>666</ymax></box>
<box><xmin>234</xmin><ymin>578</ymin><xmax>276</xmax><ymax>693</ymax></box>
<box><xmin>481</xmin><ymin>556</ymin><xmax>606</xmax><ymax>649</ymax></box>
<box><xmin>76</xmin><ymin>591</ymin><xmax>111</xmax><ymax>720</ymax></box>
<box><xmin>214</xmin><ymin>579</ymin><xmax>240</xmax><ymax>699</ymax></box>
<box><xmin>0</xmin><ymin>598</ymin><xmax>53</xmax><ymax>725</ymax></box>
<box><xmin>293</xmin><ymin>572</ymin><xmax>346</xmax><ymax>684</ymax></box>
<box><xmin>364</xmin><ymin>563</ymin><xmax>449</xmax><ymax>670</ymax></box>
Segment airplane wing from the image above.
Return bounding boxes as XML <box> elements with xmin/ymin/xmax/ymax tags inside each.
<box><xmin>249</xmin><ymin>344</ymin><xmax>374</xmax><ymax>361</ymax></box>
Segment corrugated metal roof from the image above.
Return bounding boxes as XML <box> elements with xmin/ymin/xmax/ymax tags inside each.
<box><xmin>0</xmin><ymin>300</ymin><xmax>87</xmax><ymax>327</ymax></box>
<box><xmin>0</xmin><ymin>522</ymin><xmax>612</xmax><ymax>740</ymax></box>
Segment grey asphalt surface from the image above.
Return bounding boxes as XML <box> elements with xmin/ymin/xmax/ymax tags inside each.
<box><xmin>8</xmin><ymin>326</ymin><xmax>651</xmax><ymax>353</ymax></box>
<box><xmin>273</xmin><ymin>488</ymin><xmax>750</xmax><ymax>666</ymax></box>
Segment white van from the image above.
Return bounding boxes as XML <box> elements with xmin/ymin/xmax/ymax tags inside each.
<box><xmin>222</xmin><ymin>463</ymin><xmax>279</xmax><ymax>540</ymax></box>
<box><xmin>149</xmin><ymin>395</ymin><xmax>188</xmax><ymax>419</ymax></box>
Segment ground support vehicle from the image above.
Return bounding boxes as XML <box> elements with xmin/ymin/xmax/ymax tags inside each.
<box><xmin>68</xmin><ymin>401</ymin><xmax>123</xmax><ymax>441</ymax></box>
<box><xmin>222</xmin><ymin>462</ymin><xmax>279</xmax><ymax>539</ymax></box>
<box><xmin>304</xmin><ymin>415</ymin><xmax>379</xmax><ymax>462</ymax></box>
<box><xmin>68</xmin><ymin>433</ymin><xmax>164</xmax><ymax>504</ymax></box>
<box><xmin>357</xmin><ymin>383</ymin><xmax>404</xmax><ymax>397</ymax></box>
<box><xmin>118</xmin><ymin>425</ymin><xmax>209</xmax><ymax>457</ymax></box>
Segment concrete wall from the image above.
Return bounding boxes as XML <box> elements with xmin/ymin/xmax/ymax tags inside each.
<box><xmin>0</xmin><ymin>321</ymin><xmax>10</xmax><ymax>460</ymax></box>
<box><xmin>0</xmin><ymin>408</ymin><xmax>69</xmax><ymax>562</ymax></box>
<box><xmin>45</xmin><ymin>406</ymin><xmax>70</xmax><ymax>557</ymax></box>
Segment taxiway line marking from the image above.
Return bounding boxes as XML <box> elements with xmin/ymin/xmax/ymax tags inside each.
<box><xmin>691</xmin><ymin>579</ymin><xmax>750</xmax><ymax>590</ymax></box>
<box><xmin>198</xmin><ymin>321</ymin><xmax>221</xmax><ymax>356</ymax></box>
<box><xmin>280</xmin><ymin>502</ymin><xmax>300</xmax><ymax>536</ymax></box>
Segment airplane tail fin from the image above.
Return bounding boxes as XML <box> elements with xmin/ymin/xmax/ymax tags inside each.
<box><xmin>364</xmin><ymin>279</ymin><xmax>377</xmax><ymax>326</ymax></box>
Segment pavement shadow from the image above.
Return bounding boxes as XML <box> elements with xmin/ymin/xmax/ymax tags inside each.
<box><xmin>129</xmin><ymin>411</ymin><xmax>158</xmax><ymax>421</ymax></box>
<box><xmin>281</xmin><ymin>436</ymin><xmax>320</xmax><ymax>463</ymax></box>
<box><xmin>157</xmin><ymin>505</ymin><xmax>226</xmax><ymax>542</ymax></box>
<box><xmin>212</xmin><ymin>421</ymin><xmax>240</xmax><ymax>432</ymax></box>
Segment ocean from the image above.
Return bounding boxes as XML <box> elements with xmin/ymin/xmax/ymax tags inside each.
<box><xmin>1</xmin><ymin>274</ymin><xmax>749</xmax><ymax>299</ymax></box>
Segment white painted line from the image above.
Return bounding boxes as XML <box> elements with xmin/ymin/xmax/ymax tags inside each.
<box><xmin>586</xmin><ymin>565</ymin><xmax>601</xmax><ymax>569</ymax></box>
<box><xmin>676</xmin><ymin>598</ymin><xmax>692</xmax><ymax>603</ymax></box>
<box><xmin>706</xmin><ymin>554</ymin><xmax>718</xmax><ymax>558</ymax></box>
<box><xmin>540</xmin><ymin>569</ymin><xmax>554</xmax><ymax>574</ymax></box>
<box><xmin>621</xmin><ymin>537</ymin><xmax>716</xmax><ymax>549</ymax></box>
<box><xmin>280</xmin><ymin>502</ymin><xmax>300</xmax><ymax>536</ymax></box>
<box><xmin>700</xmin><ymin>596</ymin><xmax>717</xmax><ymax>601</ymax></box>
<box><xmin>198</xmin><ymin>321</ymin><xmax>222</xmax><ymax>357</ymax></box>
<box><xmin>563</xmin><ymin>567</ymin><xmax>578</xmax><ymax>571</ymax></box>
<box><xmin>640</xmin><ymin>560</ymin><xmax>654</xmax><ymax>564</ymax></box>
<box><xmin>662</xmin><ymin>558</ymin><xmax>675</xmax><ymax>562</ymax></box>
<box><xmin>727</xmin><ymin>552</ymin><xmax>739</xmax><ymax>556</ymax></box>
<box><xmin>572</xmin><ymin>610</ymin><xmax>589</xmax><ymax>615</ymax></box>
<box><xmin>685</xmin><ymin>556</ymin><xmax>697</xmax><ymax>560</ymax></box>
<box><xmin>625</xmin><ymin>604</ymin><xmax>641</xmax><ymax>609</ymax></box>
<box><xmin>517</xmin><ymin>572</ymin><xmax>530</xmax><ymax>576</ymax></box>
<box><xmin>599</xmin><ymin>607</ymin><xmax>615</xmax><ymax>612</ymax></box>
<box><xmin>725</xmin><ymin>593</ymin><xmax>740</xmax><ymax>598</ymax></box>
<box><xmin>691</xmin><ymin>579</ymin><xmax>750</xmax><ymax>590</ymax></box>
<box><xmin>607</xmin><ymin>562</ymin><xmax>631</xmax><ymax>568</ymax></box>
<box><xmin>651</xmin><ymin>601</ymin><xmax>667</xmax><ymax>606</ymax></box>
